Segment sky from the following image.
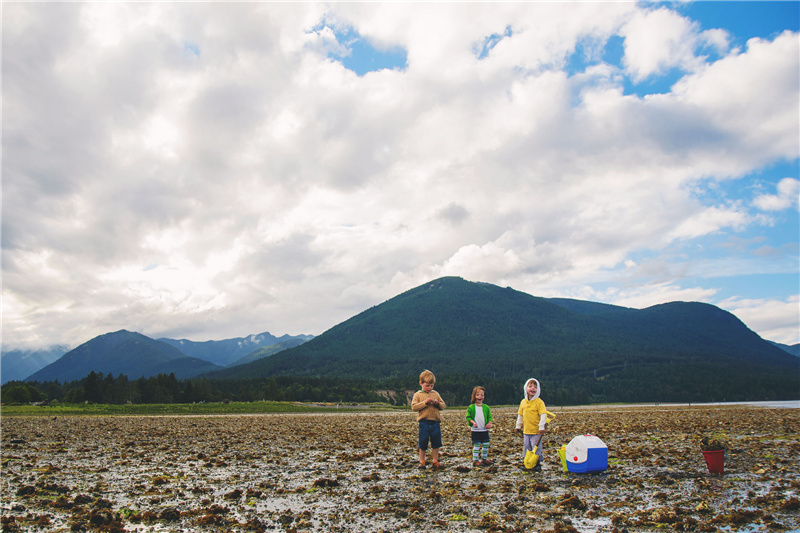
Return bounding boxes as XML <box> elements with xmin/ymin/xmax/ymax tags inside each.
<box><xmin>2</xmin><ymin>1</ymin><xmax>799</xmax><ymax>351</ymax></box>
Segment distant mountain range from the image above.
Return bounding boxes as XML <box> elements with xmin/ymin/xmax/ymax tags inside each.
<box><xmin>157</xmin><ymin>332</ymin><xmax>313</xmax><ymax>367</ymax></box>
<box><xmin>1</xmin><ymin>345</ymin><xmax>70</xmax><ymax>383</ymax></box>
<box><xmin>771</xmin><ymin>341</ymin><xmax>800</xmax><ymax>357</ymax></box>
<box><xmin>6</xmin><ymin>276</ymin><xmax>799</xmax><ymax>403</ymax></box>
<box><xmin>14</xmin><ymin>330</ymin><xmax>313</xmax><ymax>383</ymax></box>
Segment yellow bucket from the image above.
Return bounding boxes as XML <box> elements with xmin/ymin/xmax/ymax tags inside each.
<box><xmin>524</xmin><ymin>448</ymin><xmax>539</xmax><ymax>469</ymax></box>
<box><xmin>558</xmin><ymin>445</ymin><xmax>568</xmax><ymax>472</ymax></box>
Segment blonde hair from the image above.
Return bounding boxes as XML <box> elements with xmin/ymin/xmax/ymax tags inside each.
<box><xmin>471</xmin><ymin>386</ymin><xmax>485</xmax><ymax>404</ymax></box>
<box><xmin>419</xmin><ymin>369</ymin><xmax>436</xmax><ymax>385</ymax></box>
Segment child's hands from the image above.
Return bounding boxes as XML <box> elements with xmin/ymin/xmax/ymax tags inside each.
<box><xmin>515</xmin><ymin>428</ymin><xmax>522</xmax><ymax>434</ymax></box>
<box><xmin>486</xmin><ymin>422</ymin><xmax>493</xmax><ymax>429</ymax></box>
<box><xmin>539</xmin><ymin>430</ymin><xmax>546</xmax><ymax>435</ymax></box>
<box><xmin>470</xmin><ymin>420</ymin><xmax>477</xmax><ymax>427</ymax></box>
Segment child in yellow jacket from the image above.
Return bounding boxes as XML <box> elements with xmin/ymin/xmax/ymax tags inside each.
<box><xmin>515</xmin><ymin>378</ymin><xmax>547</xmax><ymax>471</ymax></box>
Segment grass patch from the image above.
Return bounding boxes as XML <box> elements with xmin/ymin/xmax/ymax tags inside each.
<box><xmin>0</xmin><ymin>401</ymin><xmax>337</xmax><ymax>417</ymax></box>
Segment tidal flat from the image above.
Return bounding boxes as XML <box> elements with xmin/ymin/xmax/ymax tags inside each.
<box><xmin>1</xmin><ymin>404</ymin><xmax>798</xmax><ymax>532</ymax></box>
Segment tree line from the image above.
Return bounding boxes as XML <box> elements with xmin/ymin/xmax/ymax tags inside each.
<box><xmin>0</xmin><ymin>372</ymin><xmax>390</xmax><ymax>406</ymax></box>
<box><xmin>2</xmin><ymin>359</ymin><xmax>796</xmax><ymax>408</ymax></box>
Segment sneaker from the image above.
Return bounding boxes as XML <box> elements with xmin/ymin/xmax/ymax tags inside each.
<box><xmin>481</xmin><ymin>459</ymin><xmax>493</xmax><ymax>466</ymax></box>
<box><xmin>473</xmin><ymin>460</ymin><xmax>482</xmax><ymax>467</ymax></box>
<box><xmin>532</xmin><ymin>463</ymin><xmax>542</xmax><ymax>473</ymax></box>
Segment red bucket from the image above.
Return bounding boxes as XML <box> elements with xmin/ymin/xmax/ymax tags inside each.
<box><xmin>702</xmin><ymin>450</ymin><xmax>725</xmax><ymax>474</ymax></box>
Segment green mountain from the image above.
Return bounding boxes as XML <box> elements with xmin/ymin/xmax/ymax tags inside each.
<box><xmin>26</xmin><ymin>330</ymin><xmax>223</xmax><ymax>382</ymax></box>
<box><xmin>208</xmin><ymin>277</ymin><xmax>798</xmax><ymax>403</ymax></box>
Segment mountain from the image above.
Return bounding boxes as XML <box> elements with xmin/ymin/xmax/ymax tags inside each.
<box><xmin>208</xmin><ymin>277</ymin><xmax>799</xmax><ymax>403</ymax></box>
<box><xmin>1</xmin><ymin>345</ymin><xmax>70</xmax><ymax>384</ymax></box>
<box><xmin>230</xmin><ymin>337</ymin><xmax>313</xmax><ymax>367</ymax></box>
<box><xmin>26</xmin><ymin>330</ymin><xmax>223</xmax><ymax>382</ymax></box>
<box><xmin>770</xmin><ymin>341</ymin><xmax>800</xmax><ymax>357</ymax></box>
<box><xmin>158</xmin><ymin>332</ymin><xmax>313</xmax><ymax>367</ymax></box>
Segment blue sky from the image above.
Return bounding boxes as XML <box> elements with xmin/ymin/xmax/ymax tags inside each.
<box><xmin>2</xmin><ymin>2</ymin><xmax>798</xmax><ymax>350</ymax></box>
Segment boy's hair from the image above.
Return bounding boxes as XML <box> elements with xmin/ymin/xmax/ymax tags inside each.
<box><xmin>471</xmin><ymin>386</ymin><xmax>485</xmax><ymax>404</ymax></box>
<box><xmin>419</xmin><ymin>369</ymin><xmax>436</xmax><ymax>385</ymax></box>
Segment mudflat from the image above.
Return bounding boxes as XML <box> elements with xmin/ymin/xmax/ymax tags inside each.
<box><xmin>2</xmin><ymin>404</ymin><xmax>798</xmax><ymax>532</ymax></box>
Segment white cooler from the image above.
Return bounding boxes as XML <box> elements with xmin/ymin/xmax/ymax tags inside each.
<box><xmin>559</xmin><ymin>434</ymin><xmax>608</xmax><ymax>473</ymax></box>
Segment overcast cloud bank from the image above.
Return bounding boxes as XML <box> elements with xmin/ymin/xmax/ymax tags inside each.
<box><xmin>2</xmin><ymin>3</ymin><xmax>798</xmax><ymax>349</ymax></box>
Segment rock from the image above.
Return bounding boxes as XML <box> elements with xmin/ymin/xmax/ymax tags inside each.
<box><xmin>159</xmin><ymin>508</ymin><xmax>181</xmax><ymax>521</ymax></box>
<box><xmin>313</xmin><ymin>478</ymin><xmax>340</xmax><ymax>488</ymax></box>
<box><xmin>223</xmin><ymin>489</ymin><xmax>243</xmax><ymax>500</ymax></box>
<box><xmin>16</xmin><ymin>486</ymin><xmax>36</xmax><ymax>496</ymax></box>
<box><xmin>558</xmin><ymin>494</ymin><xmax>586</xmax><ymax>510</ymax></box>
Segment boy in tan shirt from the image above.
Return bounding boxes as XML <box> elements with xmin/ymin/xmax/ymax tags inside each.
<box><xmin>411</xmin><ymin>369</ymin><xmax>446</xmax><ymax>468</ymax></box>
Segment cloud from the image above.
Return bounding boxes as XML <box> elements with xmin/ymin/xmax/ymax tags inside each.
<box><xmin>598</xmin><ymin>283</ymin><xmax>721</xmax><ymax>310</ymax></box>
<box><xmin>720</xmin><ymin>295</ymin><xmax>800</xmax><ymax>346</ymax></box>
<box><xmin>753</xmin><ymin>178</ymin><xmax>800</xmax><ymax>211</ymax></box>
<box><xmin>621</xmin><ymin>7</ymin><xmax>729</xmax><ymax>82</ymax></box>
<box><xmin>435</xmin><ymin>203</ymin><xmax>470</xmax><ymax>226</ymax></box>
<box><xmin>2</xmin><ymin>3</ymin><xmax>797</xmax><ymax>348</ymax></box>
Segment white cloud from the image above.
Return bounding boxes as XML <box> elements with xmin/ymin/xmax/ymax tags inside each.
<box><xmin>599</xmin><ymin>284</ymin><xmax>720</xmax><ymax>310</ymax></box>
<box><xmin>671</xmin><ymin>31</ymin><xmax>800</xmax><ymax>168</ymax></box>
<box><xmin>753</xmin><ymin>178</ymin><xmax>800</xmax><ymax>211</ymax></box>
<box><xmin>621</xmin><ymin>7</ymin><xmax>729</xmax><ymax>82</ymax></box>
<box><xmin>2</xmin><ymin>3</ymin><xmax>797</xmax><ymax>348</ymax></box>
<box><xmin>720</xmin><ymin>295</ymin><xmax>800</xmax><ymax>345</ymax></box>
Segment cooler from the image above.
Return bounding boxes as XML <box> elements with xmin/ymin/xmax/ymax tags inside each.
<box><xmin>561</xmin><ymin>434</ymin><xmax>608</xmax><ymax>473</ymax></box>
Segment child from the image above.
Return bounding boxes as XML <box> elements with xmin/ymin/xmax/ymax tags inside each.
<box><xmin>411</xmin><ymin>369</ymin><xmax>446</xmax><ymax>468</ymax></box>
<box><xmin>465</xmin><ymin>386</ymin><xmax>493</xmax><ymax>466</ymax></box>
<box><xmin>515</xmin><ymin>378</ymin><xmax>547</xmax><ymax>472</ymax></box>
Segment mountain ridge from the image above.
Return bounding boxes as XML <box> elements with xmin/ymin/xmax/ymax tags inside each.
<box><xmin>13</xmin><ymin>277</ymin><xmax>799</xmax><ymax>404</ymax></box>
<box><xmin>158</xmin><ymin>332</ymin><xmax>313</xmax><ymax>367</ymax></box>
<box><xmin>25</xmin><ymin>331</ymin><xmax>224</xmax><ymax>382</ymax></box>
<box><xmin>213</xmin><ymin>277</ymin><xmax>795</xmax><ymax>380</ymax></box>
<box><xmin>205</xmin><ymin>277</ymin><xmax>797</xmax><ymax>403</ymax></box>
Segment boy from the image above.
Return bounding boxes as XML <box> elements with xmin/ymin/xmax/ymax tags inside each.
<box><xmin>515</xmin><ymin>378</ymin><xmax>547</xmax><ymax>472</ymax></box>
<box><xmin>411</xmin><ymin>369</ymin><xmax>446</xmax><ymax>468</ymax></box>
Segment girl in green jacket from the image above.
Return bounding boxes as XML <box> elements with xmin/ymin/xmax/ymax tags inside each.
<box><xmin>466</xmin><ymin>386</ymin><xmax>493</xmax><ymax>466</ymax></box>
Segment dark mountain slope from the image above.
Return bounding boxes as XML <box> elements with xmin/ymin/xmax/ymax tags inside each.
<box><xmin>208</xmin><ymin>277</ymin><xmax>798</xmax><ymax>403</ymax></box>
<box><xmin>26</xmin><ymin>330</ymin><xmax>222</xmax><ymax>382</ymax></box>
<box><xmin>211</xmin><ymin>277</ymin><xmax>796</xmax><ymax>380</ymax></box>
<box><xmin>550</xmin><ymin>298</ymin><xmax>791</xmax><ymax>365</ymax></box>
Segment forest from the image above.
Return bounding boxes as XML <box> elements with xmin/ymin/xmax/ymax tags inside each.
<box><xmin>2</xmin><ymin>356</ymin><xmax>796</xmax><ymax>408</ymax></box>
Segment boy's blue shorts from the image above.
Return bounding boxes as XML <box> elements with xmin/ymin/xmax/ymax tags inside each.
<box><xmin>418</xmin><ymin>419</ymin><xmax>442</xmax><ymax>450</ymax></box>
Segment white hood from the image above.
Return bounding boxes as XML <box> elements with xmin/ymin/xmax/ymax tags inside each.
<box><xmin>523</xmin><ymin>378</ymin><xmax>541</xmax><ymax>401</ymax></box>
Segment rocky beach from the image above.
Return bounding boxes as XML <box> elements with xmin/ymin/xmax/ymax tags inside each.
<box><xmin>2</xmin><ymin>404</ymin><xmax>798</xmax><ymax>532</ymax></box>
